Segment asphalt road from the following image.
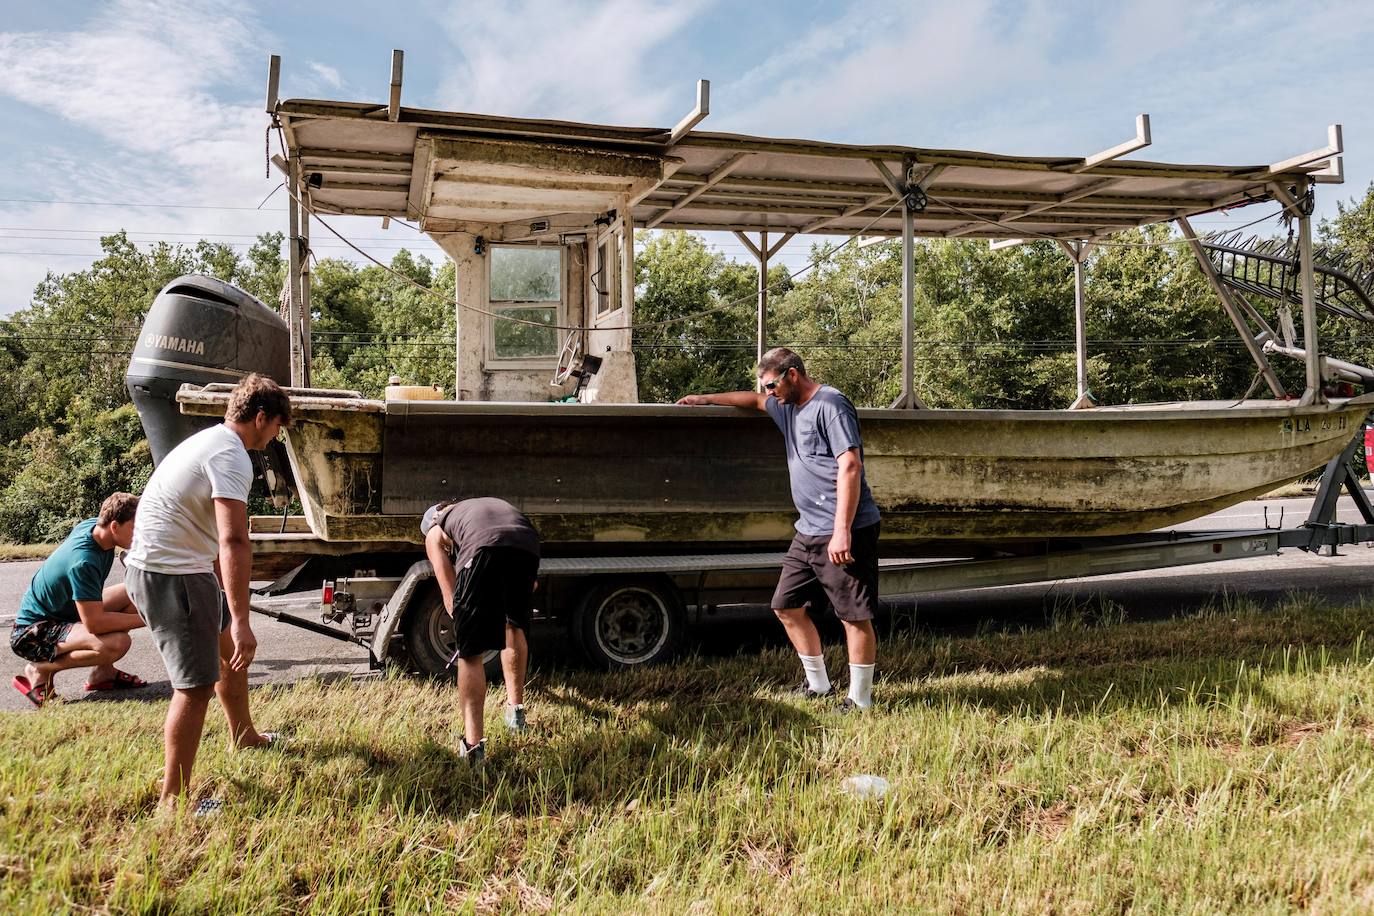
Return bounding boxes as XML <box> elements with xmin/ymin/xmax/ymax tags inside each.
<box><xmin>3</xmin><ymin>493</ymin><xmax>1373</xmax><ymax>713</ymax></box>
<box><xmin>0</xmin><ymin>562</ymin><xmax>371</xmax><ymax>712</ymax></box>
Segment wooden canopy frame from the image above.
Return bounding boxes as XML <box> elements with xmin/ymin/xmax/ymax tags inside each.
<box><xmin>265</xmin><ymin>52</ymin><xmax>1346</xmax><ymax>406</ymax></box>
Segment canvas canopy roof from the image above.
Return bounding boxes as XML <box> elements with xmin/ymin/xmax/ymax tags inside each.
<box><xmin>274</xmin><ymin>97</ymin><xmax>1340</xmax><ymax>243</ymax></box>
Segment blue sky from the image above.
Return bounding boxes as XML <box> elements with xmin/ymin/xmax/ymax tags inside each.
<box><xmin>1</xmin><ymin>0</ymin><xmax>1371</xmax><ymax>314</ymax></box>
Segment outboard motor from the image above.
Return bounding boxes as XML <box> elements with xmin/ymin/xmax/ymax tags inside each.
<box><xmin>126</xmin><ymin>275</ymin><xmax>294</xmax><ymax>499</ymax></box>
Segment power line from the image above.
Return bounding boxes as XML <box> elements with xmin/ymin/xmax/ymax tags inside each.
<box><xmin>0</xmin><ymin>227</ymin><xmax>445</xmax><ymax>246</ymax></box>
<box><xmin>0</xmin><ymin>197</ymin><xmax>288</xmax><ymax>212</ymax></box>
<box><xmin>0</xmin><ymin>241</ymin><xmax>440</xmax><ymax>255</ymax></box>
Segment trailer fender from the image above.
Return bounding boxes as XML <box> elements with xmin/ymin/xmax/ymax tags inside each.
<box><xmin>370</xmin><ymin>559</ymin><xmax>434</xmax><ymax>660</ymax></box>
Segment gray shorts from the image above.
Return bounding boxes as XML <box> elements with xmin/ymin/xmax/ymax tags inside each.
<box><xmin>125</xmin><ymin>567</ymin><xmax>229</xmax><ymax>690</ymax></box>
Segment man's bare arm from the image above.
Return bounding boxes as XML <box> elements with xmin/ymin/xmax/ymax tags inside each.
<box><xmin>676</xmin><ymin>390</ymin><xmax>769</xmax><ymax>411</ymax></box>
<box><xmin>425</xmin><ymin>527</ymin><xmax>458</xmax><ymax>613</ymax></box>
<box><xmin>828</xmin><ymin>448</ymin><xmax>863</xmax><ymax>565</ymax></box>
<box><xmin>74</xmin><ymin>599</ymin><xmax>144</xmax><ymax>635</ymax></box>
<box><xmin>214</xmin><ymin>497</ymin><xmax>256</xmax><ymax>671</ymax></box>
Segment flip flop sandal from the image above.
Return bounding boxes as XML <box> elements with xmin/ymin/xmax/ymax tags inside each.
<box><xmin>84</xmin><ymin>670</ymin><xmax>148</xmax><ymax>691</ymax></box>
<box><xmin>11</xmin><ymin>675</ymin><xmax>54</xmax><ymax>707</ymax></box>
<box><xmin>192</xmin><ymin>798</ymin><xmax>225</xmax><ymax>819</ymax></box>
<box><xmin>245</xmin><ymin>732</ymin><xmax>289</xmax><ymax>750</ymax></box>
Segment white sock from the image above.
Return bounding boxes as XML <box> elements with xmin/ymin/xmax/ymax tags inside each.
<box><xmin>848</xmin><ymin>663</ymin><xmax>875</xmax><ymax>708</ymax></box>
<box><xmin>800</xmin><ymin>654</ymin><xmax>831</xmax><ymax>693</ymax></box>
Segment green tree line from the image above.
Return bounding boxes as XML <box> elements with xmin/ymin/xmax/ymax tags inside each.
<box><xmin>1</xmin><ymin>185</ymin><xmax>1372</xmax><ymax>543</ymax></box>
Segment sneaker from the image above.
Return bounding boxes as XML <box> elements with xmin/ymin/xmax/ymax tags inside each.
<box><xmin>791</xmin><ymin>681</ymin><xmax>835</xmax><ymax>700</ymax></box>
<box><xmin>503</xmin><ymin>705</ymin><xmax>528</xmax><ymax>732</ymax></box>
<box><xmin>833</xmin><ymin>697</ymin><xmax>869</xmax><ymax>715</ymax></box>
<box><xmin>459</xmin><ymin>737</ymin><xmax>486</xmax><ymax>765</ymax></box>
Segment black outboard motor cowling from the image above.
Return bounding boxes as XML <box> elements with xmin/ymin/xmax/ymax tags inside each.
<box><xmin>126</xmin><ymin>275</ymin><xmax>294</xmax><ymax>499</ymax></box>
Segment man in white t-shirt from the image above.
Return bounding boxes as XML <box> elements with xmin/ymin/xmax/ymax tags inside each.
<box><xmin>125</xmin><ymin>373</ymin><xmax>291</xmax><ymax>812</ymax></box>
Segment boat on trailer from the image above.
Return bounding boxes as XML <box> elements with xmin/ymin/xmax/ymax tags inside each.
<box><xmin>175</xmin><ymin>388</ymin><xmax>1374</xmax><ymax>554</ymax></box>
<box><xmin>153</xmin><ymin>55</ymin><xmax>1370</xmax><ymax>560</ymax></box>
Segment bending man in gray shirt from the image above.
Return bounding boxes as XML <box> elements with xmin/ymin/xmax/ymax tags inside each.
<box><xmin>678</xmin><ymin>347</ymin><xmax>880</xmax><ymax>711</ymax></box>
<box><xmin>422</xmin><ymin>497</ymin><xmax>541</xmax><ymax>764</ymax></box>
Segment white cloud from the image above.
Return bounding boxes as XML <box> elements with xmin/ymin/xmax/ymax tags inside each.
<box><xmin>717</xmin><ymin>0</ymin><xmax>1083</xmax><ymax>143</ymax></box>
<box><xmin>308</xmin><ymin>61</ymin><xmax>344</xmax><ymax>90</ymax></box>
<box><xmin>713</xmin><ymin>0</ymin><xmax>1372</xmax><ymax>193</ymax></box>
<box><xmin>0</xmin><ymin>0</ymin><xmax>281</xmax><ymax>312</ymax></box>
<box><xmin>433</xmin><ymin>0</ymin><xmax>712</xmax><ymax>123</ymax></box>
<box><xmin>0</xmin><ymin>0</ymin><xmax>264</xmax><ymax>176</ymax></box>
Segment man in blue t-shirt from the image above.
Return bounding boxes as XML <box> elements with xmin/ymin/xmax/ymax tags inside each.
<box><xmin>10</xmin><ymin>492</ymin><xmax>146</xmax><ymax>706</ymax></box>
<box><xmin>678</xmin><ymin>347</ymin><xmax>881</xmax><ymax>711</ymax></box>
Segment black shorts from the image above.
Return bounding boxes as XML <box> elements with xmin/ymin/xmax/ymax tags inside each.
<box><xmin>10</xmin><ymin>620</ymin><xmax>76</xmax><ymax>664</ymax></box>
<box><xmin>771</xmin><ymin>522</ymin><xmax>880</xmax><ymax>622</ymax></box>
<box><xmin>452</xmin><ymin>547</ymin><xmax>538</xmax><ymax>659</ymax></box>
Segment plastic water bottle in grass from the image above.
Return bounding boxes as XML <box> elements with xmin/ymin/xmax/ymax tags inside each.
<box><xmin>840</xmin><ymin>774</ymin><xmax>890</xmax><ymax>799</ymax></box>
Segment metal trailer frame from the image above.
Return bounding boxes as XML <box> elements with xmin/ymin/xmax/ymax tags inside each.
<box><xmin>250</xmin><ymin>432</ymin><xmax>1374</xmax><ymax>671</ymax></box>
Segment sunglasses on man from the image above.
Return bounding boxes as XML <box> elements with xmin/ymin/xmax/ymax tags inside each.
<box><xmin>763</xmin><ymin>367</ymin><xmax>794</xmax><ymax>391</ymax></box>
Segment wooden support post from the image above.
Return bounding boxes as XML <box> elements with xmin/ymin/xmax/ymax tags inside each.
<box><xmin>1072</xmin><ymin>114</ymin><xmax>1151</xmax><ymax>172</ymax></box>
<box><xmin>1071</xmin><ymin>243</ymin><xmax>1091</xmax><ymax>407</ymax></box>
<box><xmin>299</xmin><ymin>194</ymin><xmax>313</xmax><ymax>387</ymax></box>
<box><xmin>893</xmin><ymin>203</ymin><xmax>917</xmax><ymax>408</ymax></box>
<box><xmin>731</xmin><ymin>231</ymin><xmax>773</xmax><ymax>376</ymax></box>
<box><xmin>286</xmin><ymin>158</ymin><xmax>304</xmax><ymax>386</ymax></box>
<box><xmin>872</xmin><ymin>159</ymin><xmax>930</xmax><ymax>408</ymax></box>
<box><xmin>266</xmin><ymin>55</ymin><xmax>281</xmax><ymax>114</ymax></box>
<box><xmin>1267</xmin><ymin>124</ymin><xmax>1342</xmax><ymax>176</ymax></box>
<box><xmin>1053</xmin><ymin>240</ymin><xmax>1097</xmax><ymax>408</ymax></box>
<box><xmin>757</xmin><ymin>231</ymin><xmax>769</xmax><ymax>366</ymax></box>
<box><xmin>1176</xmin><ymin>216</ymin><xmax>1285</xmax><ymax>399</ymax></box>
<box><xmin>621</xmin><ymin>205</ymin><xmax>635</xmax><ymax>334</ymax></box>
<box><xmin>1231</xmin><ymin>290</ymin><xmax>1281</xmax><ymax>346</ymax></box>
<box><xmin>666</xmin><ymin>79</ymin><xmax>710</xmax><ymax>147</ymax></box>
<box><xmin>388</xmin><ymin>50</ymin><xmax>404</xmax><ymax>122</ymax></box>
<box><xmin>1298</xmin><ymin>203</ymin><xmax>1323</xmax><ymax>405</ymax></box>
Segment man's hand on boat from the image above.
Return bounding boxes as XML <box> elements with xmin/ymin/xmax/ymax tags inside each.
<box><xmin>675</xmin><ymin>391</ymin><xmax>769</xmax><ymax>410</ymax></box>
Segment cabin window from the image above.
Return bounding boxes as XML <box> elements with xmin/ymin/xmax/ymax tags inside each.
<box><xmin>594</xmin><ymin>235</ymin><xmax>620</xmax><ymax>317</ymax></box>
<box><xmin>490</xmin><ymin>246</ymin><xmax>562</xmax><ymax>361</ymax></box>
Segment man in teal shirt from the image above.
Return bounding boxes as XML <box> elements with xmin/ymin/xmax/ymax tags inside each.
<box><xmin>10</xmin><ymin>492</ymin><xmax>146</xmax><ymax>706</ymax></box>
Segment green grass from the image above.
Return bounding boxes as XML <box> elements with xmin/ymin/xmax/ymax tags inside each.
<box><xmin>0</xmin><ymin>543</ymin><xmax>56</xmax><ymax>562</ymax></box>
<box><xmin>5</xmin><ymin>593</ymin><xmax>1374</xmax><ymax>912</ymax></box>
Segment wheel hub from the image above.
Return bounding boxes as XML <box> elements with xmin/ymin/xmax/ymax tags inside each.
<box><xmin>596</xmin><ymin>589</ymin><xmax>667</xmax><ymax>661</ymax></box>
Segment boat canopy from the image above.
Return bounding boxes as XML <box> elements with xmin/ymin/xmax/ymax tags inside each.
<box><xmin>264</xmin><ymin>54</ymin><xmax>1349</xmax><ymax>408</ymax></box>
<box><xmin>272</xmin><ymin>94</ymin><xmax>1340</xmax><ymax>243</ymax></box>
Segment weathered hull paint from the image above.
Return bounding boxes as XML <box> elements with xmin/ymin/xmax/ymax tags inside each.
<box><xmin>178</xmin><ymin>388</ymin><xmax>1374</xmax><ymax>550</ymax></box>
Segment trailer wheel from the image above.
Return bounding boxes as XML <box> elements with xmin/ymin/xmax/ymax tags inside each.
<box><xmin>398</xmin><ymin>586</ymin><xmax>500</xmax><ymax>679</ymax></box>
<box><xmin>574</xmin><ymin>578</ymin><xmax>684</xmax><ymax>669</ymax></box>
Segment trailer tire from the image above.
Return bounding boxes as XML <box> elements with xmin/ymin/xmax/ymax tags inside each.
<box><xmin>397</xmin><ymin>585</ymin><xmax>500</xmax><ymax>679</ymax></box>
<box><xmin>574</xmin><ymin>577</ymin><xmax>685</xmax><ymax>669</ymax></box>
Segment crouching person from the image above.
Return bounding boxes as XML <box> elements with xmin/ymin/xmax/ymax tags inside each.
<box><xmin>125</xmin><ymin>373</ymin><xmax>290</xmax><ymax>812</ymax></box>
<box><xmin>11</xmin><ymin>492</ymin><xmax>146</xmax><ymax>706</ymax></box>
<box><xmin>422</xmin><ymin>498</ymin><xmax>541</xmax><ymax>764</ymax></box>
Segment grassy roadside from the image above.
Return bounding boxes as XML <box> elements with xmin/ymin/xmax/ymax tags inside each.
<box><xmin>1259</xmin><ymin>476</ymin><xmax>1371</xmax><ymax>499</ymax></box>
<box><xmin>0</xmin><ymin>543</ymin><xmax>55</xmax><ymax>563</ymax></box>
<box><xmin>4</xmin><ymin>593</ymin><xmax>1374</xmax><ymax>912</ymax></box>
